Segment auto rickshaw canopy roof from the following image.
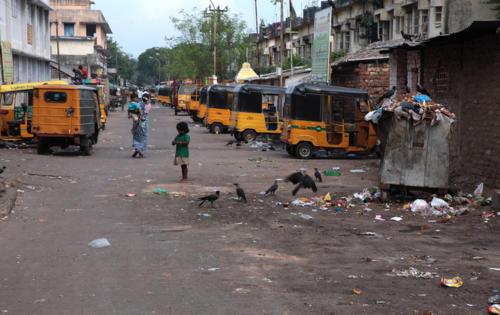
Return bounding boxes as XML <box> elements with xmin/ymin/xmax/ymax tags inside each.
<box><xmin>0</xmin><ymin>80</ymin><xmax>69</xmax><ymax>93</ymax></box>
<box><xmin>286</xmin><ymin>83</ymin><xmax>368</xmax><ymax>99</ymax></box>
<box><xmin>35</xmin><ymin>84</ymin><xmax>97</xmax><ymax>91</ymax></box>
<box><xmin>208</xmin><ymin>85</ymin><xmax>235</xmax><ymax>94</ymax></box>
<box><xmin>234</xmin><ymin>84</ymin><xmax>286</xmax><ymax>95</ymax></box>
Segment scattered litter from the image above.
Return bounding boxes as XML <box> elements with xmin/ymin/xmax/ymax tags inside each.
<box><xmin>88</xmin><ymin>238</ymin><xmax>111</xmax><ymax>249</ymax></box>
<box><xmin>375</xmin><ymin>215</ymin><xmax>385</xmax><ymax>221</ymax></box>
<box><xmin>490</xmin><ymin>268</ymin><xmax>500</xmax><ymax>272</ymax></box>
<box><xmin>489</xmin><ymin>305</ymin><xmax>500</xmax><ymax>314</ymax></box>
<box><xmin>474</xmin><ymin>183</ymin><xmax>484</xmax><ymax>197</ymax></box>
<box><xmin>386</xmin><ymin>267</ymin><xmax>439</xmax><ymax>279</ymax></box>
<box><xmin>472</xmin><ymin>256</ymin><xmax>484</xmax><ymax>260</ymax></box>
<box><xmin>207</xmin><ymin>267</ymin><xmax>219</xmax><ymax>271</ymax></box>
<box><xmin>390</xmin><ymin>217</ymin><xmax>403</xmax><ymax>221</ymax></box>
<box><xmin>233</xmin><ymin>288</ymin><xmax>251</xmax><ymax>294</ymax></box>
<box><xmin>350</xmin><ymin>169</ymin><xmax>366</xmax><ymax>173</ymax></box>
<box><xmin>240</xmin><ymin>173</ymin><xmax>248</xmax><ymax>177</ymax></box>
<box><xmin>376</xmin><ymin>301</ymin><xmax>386</xmax><ymax>305</ymax></box>
<box><xmin>125</xmin><ymin>193</ymin><xmax>136</xmax><ymax>197</ymax></box>
<box><xmin>291</xmin><ymin>198</ymin><xmax>315</xmax><ymax>207</ymax></box>
<box><xmin>119</xmin><ymin>147</ymin><xmax>124</xmax><ymax>151</ymax></box>
<box><xmin>324</xmin><ymin>170</ymin><xmax>341</xmax><ymax>176</ymax></box>
<box><xmin>352</xmin><ymin>289</ymin><xmax>362</xmax><ymax>295</ymax></box>
<box><xmin>16</xmin><ymin>189</ymin><xmax>24</xmax><ymax>193</ymax></box>
<box><xmin>488</xmin><ymin>295</ymin><xmax>500</xmax><ymax>304</ymax></box>
<box><xmin>411</xmin><ymin>199</ymin><xmax>431</xmax><ymax>215</ymax></box>
<box><xmin>153</xmin><ymin>188</ymin><xmax>168</xmax><ymax>195</ymax></box>
<box><xmin>299</xmin><ymin>213</ymin><xmax>313</xmax><ymax>220</ymax></box>
<box><xmin>359</xmin><ymin>232</ymin><xmax>378</xmax><ymax>237</ymax></box>
<box><xmin>200</xmin><ymin>213</ymin><xmax>211</xmax><ymax>217</ymax></box>
<box><xmin>331</xmin><ymin>167</ymin><xmax>340</xmax><ymax>171</ymax></box>
<box><xmin>441</xmin><ymin>276</ymin><xmax>463</xmax><ymax>288</ymax></box>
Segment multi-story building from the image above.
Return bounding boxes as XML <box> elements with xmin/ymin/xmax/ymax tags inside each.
<box><xmin>257</xmin><ymin>5</ymin><xmax>324</xmax><ymax>70</ymax></box>
<box><xmin>49</xmin><ymin>0</ymin><xmax>111</xmax><ymax>78</ymax></box>
<box><xmin>333</xmin><ymin>0</ymin><xmax>498</xmax><ymax>54</ymax></box>
<box><xmin>0</xmin><ymin>0</ymin><xmax>52</xmax><ymax>84</ymax></box>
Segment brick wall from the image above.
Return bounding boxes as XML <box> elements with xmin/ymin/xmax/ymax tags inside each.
<box><xmin>420</xmin><ymin>34</ymin><xmax>500</xmax><ymax>188</ymax></box>
<box><xmin>332</xmin><ymin>60</ymin><xmax>390</xmax><ymax>105</ymax></box>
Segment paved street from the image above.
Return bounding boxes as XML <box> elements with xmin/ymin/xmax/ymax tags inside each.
<box><xmin>0</xmin><ymin>107</ymin><xmax>498</xmax><ymax>314</ymax></box>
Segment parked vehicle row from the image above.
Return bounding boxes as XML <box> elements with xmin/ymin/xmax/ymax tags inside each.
<box><xmin>186</xmin><ymin>82</ymin><xmax>378</xmax><ymax>159</ymax></box>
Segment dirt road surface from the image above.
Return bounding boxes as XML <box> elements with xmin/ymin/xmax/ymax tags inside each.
<box><xmin>0</xmin><ymin>106</ymin><xmax>498</xmax><ymax>314</ymax></box>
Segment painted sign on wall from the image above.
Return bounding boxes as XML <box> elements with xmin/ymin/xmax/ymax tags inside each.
<box><xmin>1</xmin><ymin>41</ymin><xmax>14</xmax><ymax>83</ymax></box>
<box><xmin>311</xmin><ymin>7</ymin><xmax>332</xmax><ymax>84</ymax></box>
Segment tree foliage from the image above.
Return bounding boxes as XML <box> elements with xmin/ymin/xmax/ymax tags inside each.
<box><xmin>106</xmin><ymin>38</ymin><xmax>137</xmax><ymax>84</ymax></box>
<box><xmin>134</xmin><ymin>7</ymin><xmax>255</xmax><ymax>84</ymax></box>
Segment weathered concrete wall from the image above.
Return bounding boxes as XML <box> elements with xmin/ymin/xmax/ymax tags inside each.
<box><xmin>446</xmin><ymin>0</ymin><xmax>497</xmax><ymax>34</ymax></box>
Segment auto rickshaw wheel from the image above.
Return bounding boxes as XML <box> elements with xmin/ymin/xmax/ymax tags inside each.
<box><xmin>296</xmin><ymin>142</ymin><xmax>313</xmax><ymax>159</ymax></box>
<box><xmin>80</xmin><ymin>136</ymin><xmax>92</xmax><ymax>156</ymax></box>
<box><xmin>211</xmin><ymin>123</ymin><xmax>223</xmax><ymax>134</ymax></box>
<box><xmin>36</xmin><ymin>139</ymin><xmax>49</xmax><ymax>155</ymax></box>
<box><xmin>242</xmin><ymin>129</ymin><xmax>257</xmax><ymax>142</ymax></box>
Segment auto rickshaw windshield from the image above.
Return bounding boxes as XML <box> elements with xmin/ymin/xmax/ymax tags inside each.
<box><xmin>237</xmin><ymin>92</ymin><xmax>262</xmax><ymax>113</ymax></box>
<box><xmin>285</xmin><ymin>93</ymin><xmax>321</xmax><ymax>121</ymax></box>
<box><xmin>208</xmin><ymin>90</ymin><xmax>229</xmax><ymax>109</ymax></box>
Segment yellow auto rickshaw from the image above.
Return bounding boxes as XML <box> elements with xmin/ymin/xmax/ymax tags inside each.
<box><xmin>0</xmin><ymin>80</ymin><xmax>68</xmax><ymax>141</ymax></box>
<box><xmin>194</xmin><ymin>86</ymin><xmax>209</xmax><ymax>123</ymax></box>
<box><xmin>230</xmin><ymin>84</ymin><xmax>285</xmax><ymax>142</ymax></box>
<box><xmin>32</xmin><ymin>84</ymin><xmax>101</xmax><ymax>155</ymax></box>
<box><xmin>281</xmin><ymin>83</ymin><xmax>378</xmax><ymax>159</ymax></box>
<box><xmin>158</xmin><ymin>86</ymin><xmax>172</xmax><ymax>107</ymax></box>
<box><xmin>187</xmin><ymin>86</ymin><xmax>202</xmax><ymax>118</ymax></box>
<box><xmin>205</xmin><ymin>85</ymin><xmax>235</xmax><ymax>134</ymax></box>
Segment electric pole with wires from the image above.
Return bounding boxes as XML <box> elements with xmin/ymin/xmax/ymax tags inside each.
<box><xmin>208</xmin><ymin>1</ymin><xmax>228</xmax><ymax>80</ymax></box>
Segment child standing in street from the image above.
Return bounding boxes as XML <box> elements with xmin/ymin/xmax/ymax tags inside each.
<box><xmin>172</xmin><ymin>122</ymin><xmax>190</xmax><ymax>181</ymax></box>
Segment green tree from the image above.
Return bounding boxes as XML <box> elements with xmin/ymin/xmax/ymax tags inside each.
<box><xmin>165</xmin><ymin>8</ymin><xmax>254</xmax><ymax>80</ymax></box>
<box><xmin>283</xmin><ymin>54</ymin><xmax>310</xmax><ymax>70</ymax></box>
<box><xmin>106</xmin><ymin>38</ymin><xmax>137</xmax><ymax>84</ymax></box>
<box><xmin>137</xmin><ymin>47</ymin><xmax>170</xmax><ymax>85</ymax></box>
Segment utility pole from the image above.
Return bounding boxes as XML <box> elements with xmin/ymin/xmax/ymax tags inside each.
<box><xmin>55</xmin><ymin>22</ymin><xmax>61</xmax><ymax>80</ymax></box>
<box><xmin>208</xmin><ymin>1</ymin><xmax>228</xmax><ymax>79</ymax></box>
<box><xmin>290</xmin><ymin>3</ymin><xmax>294</xmax><ymax>79</ymax></box>
<box><xmin>254</xmin><ymin>0</ymin><xmax>260</xmax><ymax>74</ymax></box>
<box><xmin>280</xmin><ymin>0</ymin><xmax>284</xmax><ymax>87</ymax></box>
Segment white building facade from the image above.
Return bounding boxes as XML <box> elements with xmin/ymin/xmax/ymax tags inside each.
<box><xmin>0</xmin><ymin>0</ymin><xmax>52</xmax><ymax>84</ymax></box>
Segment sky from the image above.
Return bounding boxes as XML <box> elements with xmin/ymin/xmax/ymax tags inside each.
<box><xmin>93</xmin><ymin>0</ymin><xmax>318</xmax><ymax>58</ymax></box>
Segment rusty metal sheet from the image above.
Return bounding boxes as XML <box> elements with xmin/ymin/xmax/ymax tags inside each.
<box><xmin>379</xmin><ymin>114</ymin><xmax>451</xmax><ymax>189</ymax></box>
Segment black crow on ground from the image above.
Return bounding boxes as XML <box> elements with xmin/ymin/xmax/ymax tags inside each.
<box><xmin>265</xmin><ymin>180</ymin><xmax>279</xmax><ymax>196</ymax></box>
<box><xmin>314</xmin><ymin>168</ymin><xmax>322</xmax><ymax>183</ymax></box>
<box><xmin>377</xmin><ymin>86</ymin><xmax>396</xmax><ymax>105</ymax></box>
<box><xmin>226</xmin><ymin>140</ymin><xmax>235</xmax><ymax>146</ymax></box>
<box><xmin>417</xmin><ymin>83</ymin><xmax>431</xmax><ymax>97</ymax></box>
<box><xmin>234</xmin><ymin>184</ymin><xmax>247</xmax><ymax>203</ymax></box>
<box><xmin>198</xmin><ymin>191</ymin><xmax>220</xmax><ymax>208</ymax></box>
<box><xmin>292</xmin><ymin>172</ymin><xmax>318</xmax><ymax>196</ymax></box>
<box><xmin>0</xmin><ymin>166</ymin><xmax>5</xmax><ymax>174</ymax></box>
<box><xmin>286</xmin><ymin>171</ymin><xmax>304</xmax><ymax>184</ymax></box>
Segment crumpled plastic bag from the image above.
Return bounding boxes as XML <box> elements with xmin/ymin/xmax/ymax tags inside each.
<box><xmin>430</xmin><ymin>197</ymin><xmax>450</xmax><ymax>210</ymax></box>
<box><xmin>411</xmin><ymin>199</ymin><xmax>432</xmax><ymax>215</ymax></box>
<box><xmin>88</xmin><ymin>238</ymin><xmax>111</xmax><ymax>249</ymax></box>
<box><xmin>414</xmin><ymin>94</ymin><xmax>431</xmax><ymax>104</ymax></box>
<box><xmin>474</xmin><ymin>183</ymin><xmax>484</xmax><ymax>197</ymax></box>
<box><xmin>364</xmin><ymin>109</ymin><xmax>383</xmax><ymax>124</ymax></box>
<box><xmin>291</xmin><ymin>198</ymin><xmax>315</xmax><ymax>207</ymax></box>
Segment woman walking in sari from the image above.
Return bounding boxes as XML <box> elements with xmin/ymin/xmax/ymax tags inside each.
<box><xmin>139</xmin><ymin>93</ymin><xmax>152</xmax><ymax>153</ymax></box>
<box><xmin>128</xmin><ymin>93</ymin><xmax>146</xmax><ymax>158</ymax></box>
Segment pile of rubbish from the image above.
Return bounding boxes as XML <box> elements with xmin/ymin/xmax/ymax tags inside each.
<box><xmin>404</xmin><ymin>183</ymin><xmax>495</xmax><ymax>220</ymax></box>
<box><xmin>365</xmin><ymin>92</ymin><xmax>456</xmax><ymax>126</ymax></box>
